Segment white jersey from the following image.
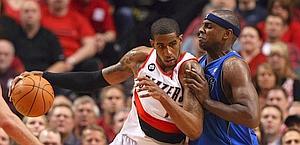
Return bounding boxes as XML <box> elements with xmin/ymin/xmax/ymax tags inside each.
<box><xmin>110</xmin><ymin>49</ymin><xmax>196</xmax><ymax>145</ymax></box>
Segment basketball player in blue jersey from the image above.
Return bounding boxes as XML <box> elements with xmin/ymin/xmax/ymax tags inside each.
<box><xmin>13</xmin><ymin>18</ymin><xmax>209</xmax><ymax>145</ymax></box>
<box><xmin>185</xmin><ymin>10</ymin><xmax>260</xmax><ymax>145</ymax></box>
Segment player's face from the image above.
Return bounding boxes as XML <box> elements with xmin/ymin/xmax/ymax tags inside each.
<box><xmin>74</xmin><ymin>103</ymin><xmax>97</xmax><ymax>127</ymax></box>
<box><xmin>20</xmin><ymin>1</ymin><xmax>41</xmax><ymax>25</ymax></box>
<box><xmin>282</xmin><ymin>131</ymin><xmax>300</xmax><ymax>145</ymax></box>
<box><xmin>25</xmin><ymin>116</ymin><xmax>47</xmax><ymax>137</ymax></box>
<box><xmin>0</xmin><ymin>129</ymin><xmax>9</xmax><ymax>145</ymax></box>
<box><xmin>260</xmin><ymin>107</ymin><xmax>282</xmax><ymax>135</ymax></box>
<box><xmin>151</xmin><ymin>33</ymin><xmax>182</xmax><ymax>69</ymax></box>
<box><xmin>82</xmin><ymin>130</ymin><xmax>107</xmax><ymax>145</ymax></box>
<box><xmin>198</xmin><ymin>20</ymin><xmax>225</xmax><ymax>51</ymax></box>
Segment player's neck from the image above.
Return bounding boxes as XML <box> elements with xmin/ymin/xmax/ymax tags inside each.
<box><xmin>207</xmin><ymin>48</ymin><xmax>231</xmax><ymax>63</ymax></box>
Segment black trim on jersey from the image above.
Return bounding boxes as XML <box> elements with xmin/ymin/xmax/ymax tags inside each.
<box><xmin>137</xmin><ymin>116</ymin><xmax>185</xmax><ymax>143</ymax></box>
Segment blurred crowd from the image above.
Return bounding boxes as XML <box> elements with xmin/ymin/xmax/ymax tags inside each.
<box><xmin>0</xmin><ymin>0</ymin><xmax>300</xmax><ymax>145</ymax></box>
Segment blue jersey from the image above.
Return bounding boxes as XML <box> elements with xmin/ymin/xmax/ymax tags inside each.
<box><xmin>190</xmin><ymin>51</ymin><xmax>258</xmax><ymax>145</ymax></box>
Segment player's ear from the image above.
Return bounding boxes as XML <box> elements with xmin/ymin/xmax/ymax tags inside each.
<box><xmin>223</xmin><ymin>29</ymin><xmax>232</xmax><ymax>40</ymax></box>
<box><xmin>178</xmin><ymin>34</ymin><xmax>183</xmax><ymax>41</ymax></box>
<box><xmin>150</xmin><ymin>39</ymin><xmax>155</xmax><ymax>47</ymax></box>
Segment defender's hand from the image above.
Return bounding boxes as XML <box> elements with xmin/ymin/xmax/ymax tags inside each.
<box><xmin>183</xmin><ymin>69</ymin><xmax>209</xmax><ymax>105</ymax></box>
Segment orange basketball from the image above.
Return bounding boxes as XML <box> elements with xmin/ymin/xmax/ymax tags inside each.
<box><xmin>10</xmin><ymin>75</ymin><xmax>54</xmax><ymax>117</ymax></box>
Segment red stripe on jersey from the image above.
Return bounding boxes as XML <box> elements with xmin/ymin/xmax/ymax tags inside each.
<box><xmin>133</xmin><ymin>91</ymin><xmax>181</xmax><ymax>134</ymax></box>
<box><xmin>137</xmin><ymin>48</ymin><xmax>155</xmax><ymax>73</ymax></box>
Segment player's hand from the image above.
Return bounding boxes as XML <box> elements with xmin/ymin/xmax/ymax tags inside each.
<box><xmin>183</xmin><ymin>68</ymin><xmax>209</xmax><ymax>105</ymax></box>
<box><xmin>8</xmin><ymin>71</ymin><xmax>43</xmax><ymax>97</ymax></box>
<box><xmin>135</xmin><ymin>77</ymin><xmax>168</xmax><ymax>101</ymax></box>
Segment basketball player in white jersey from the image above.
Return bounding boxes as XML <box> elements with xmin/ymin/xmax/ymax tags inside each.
<box><xmin>13</xmin><ymin>18</ymin><xmax>208</xmax><ymax>145</ymax></box>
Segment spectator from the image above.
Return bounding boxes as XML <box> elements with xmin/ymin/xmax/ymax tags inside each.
<box><xmin>48</xmin><ymin>104</ymin><xmax>80</xmax><ymax>145</ymax></box>
<box><xmin>1</xmin><ymin>0</ymin><xmax>24</xmax><ymax>22</ymax></box>
<box><xmin>23</xmin><ymin>115</ymin><xmax>47</xmax><ymax>137</ymax></box>
<box><xmin>82</xmin><ymin>125</ymin><xmax>107</xmax><ymax>145</ymax></box>
<box><xmin>98</xmin><ymin>85</ymin><xmax>125</xmax><ymax>142</ymax></box>
<box><xmin>113</xmin><ymin>109</ymin><xmax>129</xmax><ymax>134</ymax></box>
<box><xmin>254</xmin><ymin>63</ymin><xmax>277</xmax><ymax>109</ymax></box>
<box><xmin>0</xmin><ymin>39</ymin><xmax>22</xmax><ymax>117</ymax></box>
<box><xmin>257</xmin><ymin>0</ymin><xmax>300</xmax><ymax>49</ymax></box>
<box><xmin>266</xmin><ymin>86</ymin><xmax>290</xmax><ymax>119</ymax></box>
<box><xmin>53</xmin><ymin>95</ymin><xmax>73</xmax><ymax>107</ymax></box>
<box><xmin>72</xmin><ymin>96</ymin><xmax>99</xmax><ymax>138</ymax></box>
<box><xmin>39</xmin><ymin>128</ymin><xmax>62</xmax><ymax>145</ymax></box>
<box><xmin>70</xmin><ymin>0</ymin><xmax>116</xmax><ymax>51</ymax></box>
<box><xmin>5</xmin><ymin>0</ymin><xmax>67</xmax><ymax>72</ymax></box>
<box><xmin>0</xmin><ymin>128</ymin><xmax>10</xmax><ymax>145</ymax></box>
<box><xmin>288</xmin><ymin>101</ymin><xmax>300</xmax><ymax>116</ymax></box>
<box><xmin>260</xmin><ymin>105</ymin><xmax>284</xmax><ymax>145</ymax></box>
<box><xmin>42</xmin><ymin>0</ymin><xmax>99</xmax><ymax>72</ymax></box>
<box><xmin>182</xmin><ymin>3</ymin><xmax>219</xmax><ymax>57</ymax></box>
<box><xmin>281</xmin><ymin>128</ymin><xmax>300</xmax><ymax>145</ymax></box>
<box><xmin>268</xmin><ymin>43</ymin><xmax>300</xmax><ymax>102</ymax></box>
<box><xmin>237</xmin><ymin>0</ymin><xmax>267</xmax><ymax>25</ymax></box>
<box><xmin>239</xmin><ymin>26</ymin><xmax>266</xmax><ymax>77</ymax></box>
<box><xmin>284</xmin><ymin>115</ymin><xmax>300</xmax><ymax>130</ymax></box>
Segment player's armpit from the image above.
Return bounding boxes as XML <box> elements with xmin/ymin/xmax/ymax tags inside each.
<box><xmin>102</xmin><ymin>46</ymin><xmax>151</xmax><ymax>84</ymax></box>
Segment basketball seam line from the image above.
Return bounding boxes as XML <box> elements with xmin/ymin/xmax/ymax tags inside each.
<box><xmin>27</xmin><ymin>76</ymin><xmax>41</xmax><ymax>116</ymax></box>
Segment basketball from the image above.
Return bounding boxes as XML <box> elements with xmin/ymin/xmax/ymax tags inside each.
<box><xmin>10</xmin><ymin>75</ymin><xmax>54</xmax><ymax>117</ymax></box>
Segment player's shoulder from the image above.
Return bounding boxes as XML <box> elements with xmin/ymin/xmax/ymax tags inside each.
<box><xmin>223</xmin><ymin>57</ymin><xmax>249</xmax><ymax>71</ymax></box>
<box><xmin>223</xmin><ymin>57</ymin><xmax>251</xmax><ymax>81</ymax></box>
<box><xmin>127</xmin><ymin>46</ymin><xmax>152</xmax><ymax>60</ymax></box>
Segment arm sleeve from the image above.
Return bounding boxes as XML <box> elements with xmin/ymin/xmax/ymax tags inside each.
<box><xmin>42</xmin><ymin>71</ymin><xmax>110</xmax><ymax>92</ymax></box>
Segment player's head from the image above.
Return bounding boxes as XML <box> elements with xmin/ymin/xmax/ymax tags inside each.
<box><xmin>150</xmin><ymin>18</ymin><xmax>182</xmax><ymax>69</ymax></box>
<box><xmin>198</xmin><ymin>10</ymin><xmax>240</xmax><ymax>52</ymax></box>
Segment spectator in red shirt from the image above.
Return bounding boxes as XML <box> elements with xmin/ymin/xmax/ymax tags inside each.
<box><xmin>239</xmin><ymin>26</ymin><xmax>266</xmax><ymax>77</ymax></box>
<box><xmin>71</xmin><ymin>0</ymin><xmax>116</xmax><ymax>52</ymax></box>
<box><xmin>1</xmin><ymin>0</ymin><xmax>23</xmax><ymax>22</ymax></box>
<box><xmin>70</xmin><ymin>0</ymin><xmax>118</xmax><ymax>68</ymax></box>
<box><xmin>257</xmin><ymin>0</ymin><xmax>300</xmax><ymax>49</ymax></box>
<box><xmin>42</xmin><ymin>0</ymin><xmax>98</xmax><ymax>72</ymax></box>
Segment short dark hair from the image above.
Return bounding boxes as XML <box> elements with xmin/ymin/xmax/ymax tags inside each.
<box><xmin>269</xmin><ymin>86</ymin><xmax>289</xmax><ymax>99</ymax></box>
<box><xmin>285</xmin><ymin>115</ymin><xmax>300</xmax><ymax>128</ymax></box>
<box><xmin>150</xmin><ymin>18</ymin><xmax>180</xmax><ymax>39</ymax></box>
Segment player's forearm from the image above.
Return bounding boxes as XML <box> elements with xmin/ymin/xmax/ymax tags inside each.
<box><xmin>43</xmin><ymin>71</ymin><xmax>110</xmax><ymax>91</ymax></box>
<box><xmin>2</xmin><ymin>113</ymin><xmax>42</xmax><ymax>145</ymax></box>
<box><xmin>204</xmin><ymin>99</ymin><xmax>259</xmax><ymax>128</ymax></box>
<box><xmin>159</xmin><ymin>96</ymin><xmax>203</xmax><ymax>139</ymax></box>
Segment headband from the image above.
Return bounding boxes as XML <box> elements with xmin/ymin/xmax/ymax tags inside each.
<box><xmin>204</xmin><ymin>13</ymin><xmax>240</xmax><ymax>37</ymax></box>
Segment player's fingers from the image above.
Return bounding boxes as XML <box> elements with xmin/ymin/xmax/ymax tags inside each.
<box><xmin>139</xmin><ymin>92</ymin><xmax>151</xmax><ymax>98</ymax></box>
<box><xmin>183</xmin><ymin>78</ymin><xmax>201</xmax><ymax>87</ymax></box>
<box><xmin>136</xmin><ymin>76</ymin><xmax>151</xmax><ymax>82</ymax></box>
<box><xmin>187</xmin><ymin>69</ymin><xmax>206</xmax><ymax>83</ymax></box>
<box><xmin>8</xmin><ymin>75</ymin><xmax>24</xmax><ymax>100</ymax></box>
<box><xmin>136</xmin><ymin>79</ymin><xmax>152</xmax><ymax>87</ymax></box>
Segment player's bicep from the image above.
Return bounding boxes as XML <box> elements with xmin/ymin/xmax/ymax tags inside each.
<box><xmin>223</xmin><ymin>59</ymin><xmax>258</xmax><ymax>107</ymax></box>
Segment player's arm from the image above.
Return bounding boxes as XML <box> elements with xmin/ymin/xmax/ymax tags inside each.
<box><xmin>0</xmin><ymin>85</ymin><xmax>42</xmax><ymax>145</ymax></box>
<box><xmin>137</xmin><ymin>60</ymin><xmax>206</xmax><ymax>140</ymax></box>
<box><xmin>204</xmin><ymin>58</ymin><xmax>259</xmax><ymax>128</ymax></box>
<box><xmin>13</xmin><ymin>46</ymin><xmax>149</xmax><ymax>92</ymax></box>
